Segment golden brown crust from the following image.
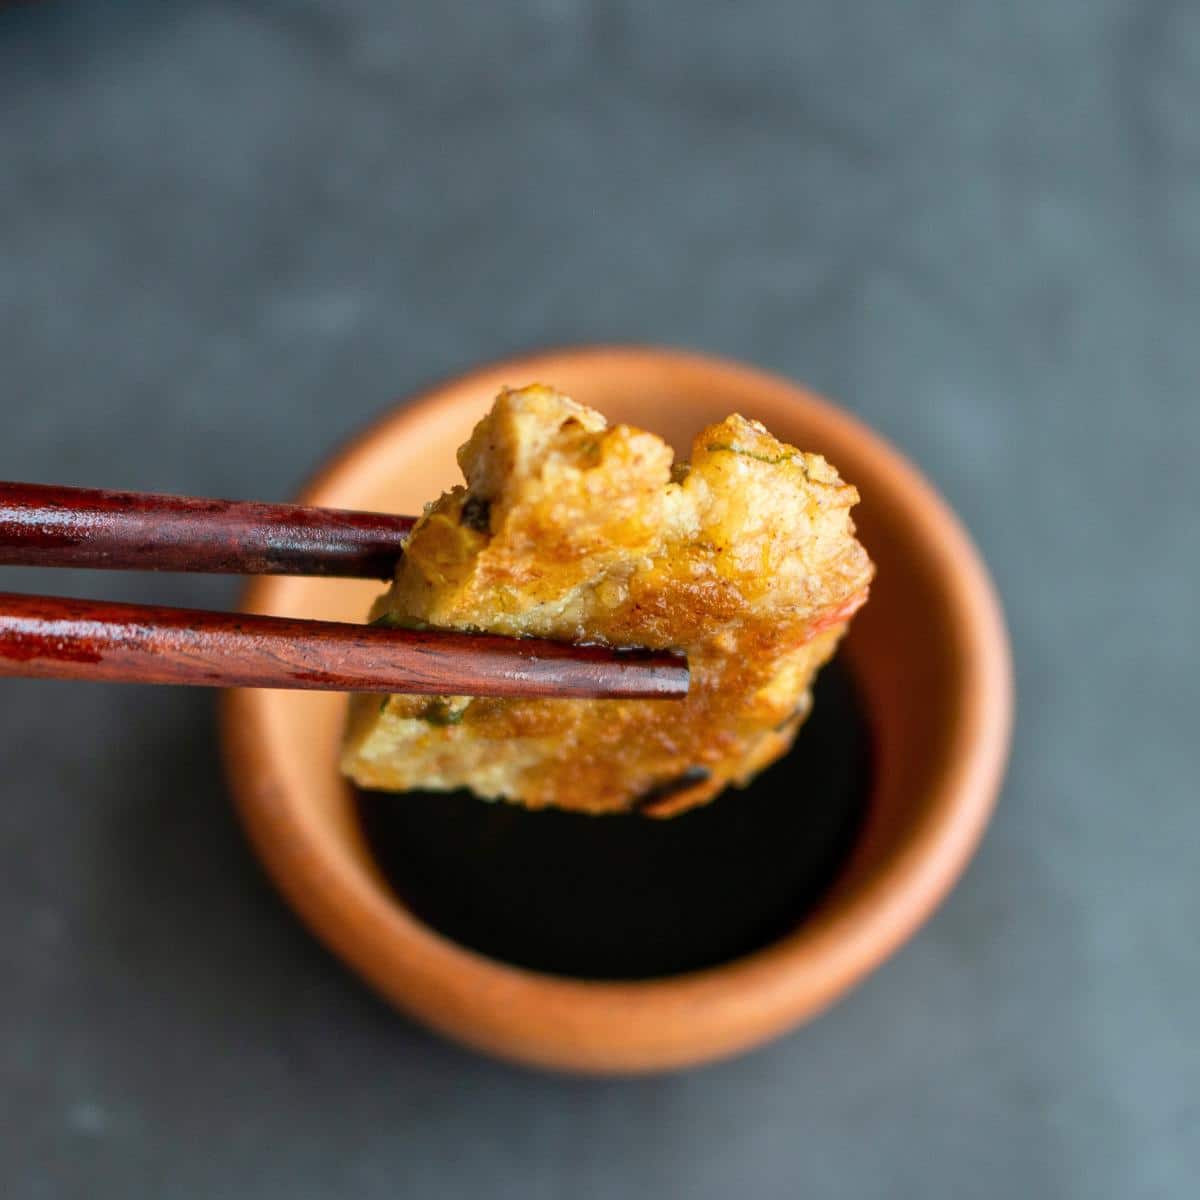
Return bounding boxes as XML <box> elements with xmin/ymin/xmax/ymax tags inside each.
<box><xmin>341</xmin><ymin>385</ymin><xmax>873</xmax><ymax>815</ymax></box>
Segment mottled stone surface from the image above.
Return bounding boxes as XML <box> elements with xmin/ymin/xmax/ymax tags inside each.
<box><xmin>1</xmin><ymin>2</ymin><xmax>1196</xmax><ymax>1196</ymax></box>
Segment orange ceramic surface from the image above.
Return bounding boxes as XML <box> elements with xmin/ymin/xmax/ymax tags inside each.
<box><xmin>221</xmin><ymin>347</ymin><xmax>1013</xmax><ymax>1074</ymax></box>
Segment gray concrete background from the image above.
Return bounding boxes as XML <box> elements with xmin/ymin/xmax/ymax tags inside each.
<box><xmin>1</xmin><ymin>2</ymin><xmax>1197</xmax><ymax>1196</ymax></box>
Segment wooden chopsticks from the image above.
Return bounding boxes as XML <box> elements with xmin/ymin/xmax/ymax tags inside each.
<box><xmin>0</xmin><ymin>593</ymin><xmax>686</xmax><ymax>698</ymax></box>
<box><xmin>0</xmin><ymin>481</ymin><xmax>689</xmax><ymax>700</ymax></box>
<box><xmin>0</xmin><ymin>481</ymin><xmax>416</xmax><ymax>578</ymax></box>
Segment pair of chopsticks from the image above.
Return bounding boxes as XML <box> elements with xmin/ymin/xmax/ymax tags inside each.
<box><xmin>0</xmin><ymin>482</ymin><xmax>688</xmax><ymax>700</ymax></box>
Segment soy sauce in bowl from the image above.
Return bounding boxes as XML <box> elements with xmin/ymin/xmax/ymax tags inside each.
<box><xmin>356</xmin><ymin>660</ymin><xmax>872</xmax><ymax>981</ymax></box>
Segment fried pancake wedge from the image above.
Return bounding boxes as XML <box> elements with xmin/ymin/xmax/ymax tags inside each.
<box><xmin>341</xmin><ymin>385</ymin><xmax>873</xmax><ymax>816</ymax></box>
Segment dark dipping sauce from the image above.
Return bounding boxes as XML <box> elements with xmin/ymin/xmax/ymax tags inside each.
<box><xmin>356</xmin><ymin>659</ymin><xmax>873</xmax><ymax>980</ymax></box>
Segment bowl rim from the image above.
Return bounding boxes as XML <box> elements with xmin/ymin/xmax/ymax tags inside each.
<box><xmin>221</xmin><ymin>345</ymin><xmax>1013</xmax><ymax>1074</ymax></box>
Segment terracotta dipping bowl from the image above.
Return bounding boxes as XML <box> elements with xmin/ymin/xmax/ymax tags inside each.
<box><xmin>221</xmin><ymin>347</ymin><xmax>1013</xmax><ymax>1074</ymax></box>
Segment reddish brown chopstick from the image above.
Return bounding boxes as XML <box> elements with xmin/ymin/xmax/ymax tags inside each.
<box><xmin>0</xmin><ymin>480</ymin><xmax>690</xmax><ymax>699</ymax></box>
<box><xmin>0</xmin><ymin>593</ymin><xmax>689</xmax><ymax>699</ymax></box>
<box><xmin>0</xmin><ymin>481</ymin><xmax>416</xmax><ymax>579</ymax></box>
